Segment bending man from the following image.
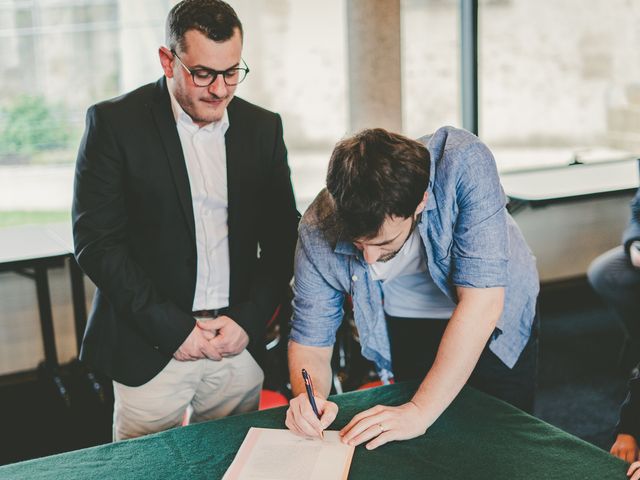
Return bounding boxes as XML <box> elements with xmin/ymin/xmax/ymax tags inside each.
<box><xmin>286</xmin><ymin>127</ymin><xmax>538</xmax><ymax>449</ymax></box>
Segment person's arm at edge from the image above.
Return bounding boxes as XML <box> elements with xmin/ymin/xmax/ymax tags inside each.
<box><xmin>612</xmin><ymin>367</ymin><xmax>640</xmax><ymax>463</ymax></box>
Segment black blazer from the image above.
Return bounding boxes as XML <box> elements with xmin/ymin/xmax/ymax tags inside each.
<box><xmin>72</xmin><ymin>78</ymin><xmax>299</xmax><ymax>386</ymax></box>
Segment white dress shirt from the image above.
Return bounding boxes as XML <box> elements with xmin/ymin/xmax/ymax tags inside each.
<box><xmin>169</xmin><ymin>89</ymin><xmax>230</xmax><ymax>311</ymax></box>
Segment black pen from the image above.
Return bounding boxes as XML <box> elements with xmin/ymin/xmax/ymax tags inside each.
<box><xmin>301</xmin><ymin>368</ymin><xmax>324</xmax><ymax>439</ymax></box>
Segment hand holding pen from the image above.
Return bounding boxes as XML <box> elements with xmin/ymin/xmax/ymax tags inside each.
<box><xmin>284</xmin><ymin>368</ymin><xmax>339</xmax><ymax>439</ymax></box>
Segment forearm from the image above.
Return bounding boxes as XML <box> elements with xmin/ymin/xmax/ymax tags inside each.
<box><xmin>411</xmin><ymin>288</ymin><xmax>504</xmax><ymax>428</ymax></box>
<box><xmin>288</xmin><ymin>340</ymin><xmax>333</xmax><ymax>398</ymax></box>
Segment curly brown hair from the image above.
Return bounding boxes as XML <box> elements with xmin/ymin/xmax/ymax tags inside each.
<box><xmin>325</xmin><ymin>128</ymin><xmax>430</xmax><ymax>241</ymax></box>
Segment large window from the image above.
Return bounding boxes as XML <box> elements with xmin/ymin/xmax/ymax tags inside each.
<box><xmin>232</xmin><ymin>0</ymin><xmax>348</xmax><ymax>212</ymax></box>
<box><xmin>6</xmin><ymin>0</ymin><xmax>637</xmax><ymax>222</ymax></box>
<box><xmin>479</xmin><ymin>0</ymin><xmax>640</xmax><ymax>170</ymax></box>
<box><xmin>0</xmin><ymin>0</ymin><xmax>348</xmax><ymax>224</ymax></box>
<box><xmin>0</xmin><ymin>0</ymin><xmax>173</xmax><ymax>227</ymax></box>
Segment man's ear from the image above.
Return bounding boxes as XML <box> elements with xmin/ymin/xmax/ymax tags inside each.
<box><xmin>158</xmin><ymin>46</ymin><xmax>175</xmax><ymax>78</ymax></box>
<box><xmin>414</xmin><ymin>192</ymin><xmax>428</xmax><ymax>216</ymax></box>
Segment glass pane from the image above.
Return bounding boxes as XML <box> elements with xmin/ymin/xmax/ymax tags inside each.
<box><xmin>0</xmin><ymin>0</ymin><xmax>348</xmax><ymax>222</ymax></box>
<box><xmin>0</xmin><ymin>0</ymin><xmax>171</xmax><ymax>228</ymax></box>
<box><xmin>401</xmin><ymin>0</ymin><xmax>461</xmax><ymax>139</ymax></box>
<box><xmin>479</xmin><ymin>0</ymin><xmax>640</xmax><ymax>171</ymax></box>
<box><xmin>232</xmin><ymin>0</ymin><xmax>348</xmax><ymax>212</ymax></box>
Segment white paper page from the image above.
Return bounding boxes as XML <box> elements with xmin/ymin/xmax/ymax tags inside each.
<box><xmin>223</xmin><ymin>428</ymin><xmax>355</xmax><ymax>480</ymax></box>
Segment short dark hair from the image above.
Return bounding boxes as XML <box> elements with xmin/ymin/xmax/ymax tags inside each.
<box><xmin>325</xmin><ymin>128</ymin><xmax>430</xmax><ymax>241</ymax></box>
<box><xmin>166</xmin><ymin>0</ymin><xmax>243</xmax><ymax>52</ymax></box>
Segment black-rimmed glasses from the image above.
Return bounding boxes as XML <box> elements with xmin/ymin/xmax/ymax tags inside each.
<box><xmin>171</xmin><ymin>49</ymin><xmax>249</xmax><ymax>87</ymax></box>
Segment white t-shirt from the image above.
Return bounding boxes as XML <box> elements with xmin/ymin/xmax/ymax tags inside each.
<box><xmin>369</xmin><ymin>228</ymin><xmax>456</xmax><ymax>319</ymax></box>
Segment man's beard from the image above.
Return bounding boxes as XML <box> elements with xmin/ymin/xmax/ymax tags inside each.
<box><xmin>375</xmin><ymin>214</ymin><xmax>419</xmax><ymax>263</ymax></box>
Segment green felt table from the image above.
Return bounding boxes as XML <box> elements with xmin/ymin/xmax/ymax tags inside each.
<box><xmin>0</xmin><ymin>382</ymin><xmax>628</xmax><ymax>479</ymax></box>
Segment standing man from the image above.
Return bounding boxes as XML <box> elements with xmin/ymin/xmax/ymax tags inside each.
<box><xmin>73</xmin><ymin>0</ymin><xmax>299</xmax><ymax>440</ymax></box>
<box><xmin>286</xmin><ymin>127</ymin><xmax>539</xmax><ymax>449</ymax></box>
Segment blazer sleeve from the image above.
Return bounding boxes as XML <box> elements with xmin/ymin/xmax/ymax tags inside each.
<box><xmin>72</xmin><ymin>105</ymin><xmax>195</xmax><ymax>356</ymax></box>
<box><xmin>226</xmin><ymin>113</ymin><xmax>300</xmax><ymax>347</ymax></box>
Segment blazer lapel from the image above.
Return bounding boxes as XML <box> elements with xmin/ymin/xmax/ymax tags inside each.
<box><xmin>224</xmin><ymin>99</ymin><xmax>250</xmax><ymax>303</ymax></box>
<box><xmin>225</xmin><ymin>106</ymin><xmax>241</xmax><ymax>231</ymax></box>
<box><xmin>149</xmin><ymin>78</ymin><xmax>196</xmax><ymax>242</ymax></box>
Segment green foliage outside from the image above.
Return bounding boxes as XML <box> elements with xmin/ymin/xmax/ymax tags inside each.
<box><xmin>0</xmin><ymin>95</ymin><xmax>73</xmax><ymax>163</ymax></box>
<box><xmin>0</xmin><ymin>211</ymin><xmax>70</xmax><ymax>228</ymax></box>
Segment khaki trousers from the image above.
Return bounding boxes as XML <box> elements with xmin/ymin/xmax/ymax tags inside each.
<box><xmin>112</xmin><ymin>349</ymin><xmax>263</xmax><ymax>441</ymax></box>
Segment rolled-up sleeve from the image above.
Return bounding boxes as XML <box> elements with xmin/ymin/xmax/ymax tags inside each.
<box><xmin>290</xmin><ymin>229</ymin><xmax>345</xmax><ymax>347</ymax></box>
<box><xmin>450</xmin><ymin>141</ymin><xmax>509</xmax><ymax>288</ymax></box>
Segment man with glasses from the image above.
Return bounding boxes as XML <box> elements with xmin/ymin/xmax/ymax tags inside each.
<box><xmin>285</xmin><ymin>128</ymin><xmax>539</xmax><ymax>449</ymax></box>
<box><xmin>73</xmin><ymin>0</ymin><xmax>298</xmax><ymax>440</ymax></box>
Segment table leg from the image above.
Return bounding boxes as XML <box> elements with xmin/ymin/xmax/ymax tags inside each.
<box><xmin>34</xmin><ymin>264</ymin><xmax>59</xmax><ymax>368</ymax></box>
<box><xmin>34</xmin><ymin>264</ymin><xmax>70</xmax><ymax>407</ymax></box>
<box><xmin>68</xmin><ymin>258</ymin><xmax>87</xmax><ymax>354</ymax></box>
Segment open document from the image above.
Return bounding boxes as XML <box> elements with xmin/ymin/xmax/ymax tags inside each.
<box><xmin>223</xmin><ymin>428</ymin><xmax>355</xmax><ymax>480</ymax></box>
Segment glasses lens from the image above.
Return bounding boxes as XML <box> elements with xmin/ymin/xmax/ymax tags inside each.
<box><xmin>192</xmin><ymin>70</ymin><xmax>215</xmax><ymax>87</ymax></box>
<box><xmin>224</xmin><ymin>68</ymin><xmax>248</xmax><ymax>86</ymax></box>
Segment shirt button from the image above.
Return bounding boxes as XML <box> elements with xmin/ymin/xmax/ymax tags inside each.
<box><xmin>352</xmin><ymin>275</ymin><xmax>358</xmax><ymax>282</ymax></box>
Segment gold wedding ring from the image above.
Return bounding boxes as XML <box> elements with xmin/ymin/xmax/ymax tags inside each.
<box><xmin>377</xmin><ymin>423</ymin><xmax>385</xmax><ymax>433</ymax></box>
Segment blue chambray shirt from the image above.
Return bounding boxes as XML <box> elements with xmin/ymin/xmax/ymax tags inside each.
<box><xmin>290</xmin><ymin>126</ymin><xmax>540</xmax><ymax>372</ymax></box>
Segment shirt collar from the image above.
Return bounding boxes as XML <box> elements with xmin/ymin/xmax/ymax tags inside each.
<box><xmin>168</xmin><ymin>84</ymin><xmax>230</xmax><ymax>135</ymax></box>
<box><xmin>334</xmin><ymin>240</ymin><xmax>358</xmax><ymax>256</ymax></box>
<box><xmin>422</xmin><ymin>135</ymin><xmax>439</xmax><ymax>212</ymax></box>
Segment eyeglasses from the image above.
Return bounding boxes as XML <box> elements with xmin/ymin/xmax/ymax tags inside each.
<box><xmin>171</xmin><ymin>49</ymin><xmax>249</xmax><ymax>87</ymax></box>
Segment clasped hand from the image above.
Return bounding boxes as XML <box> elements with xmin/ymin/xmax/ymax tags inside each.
<box><xmin>286</xmin><ymin>396</ymin><xmax>429</xmax><ymax>450</ymax></box>
<box><xmin>173</xmin><ymin>315</ymin><xmax>248</xmax><ymax>361</ymax></box>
